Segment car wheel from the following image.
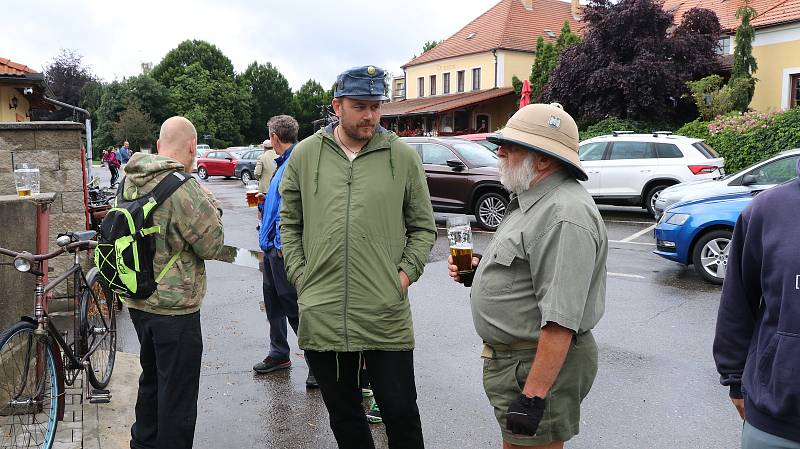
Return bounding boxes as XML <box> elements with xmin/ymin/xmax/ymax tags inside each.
<box><xmin>644</xmin><ymin>184</ymin><xmax>670</xmax><ymax>217</ymax></box>
<box><xmin>475</xmin><ymin>192</ymin><xmax>508</xmax><ymax>231</ymax></box>
<box><xmin>198</xmin><ymin>166</ymin><xmax>209</xmax><ymax>180</ymax></box>
<box><xmin>240</xmin><ymin>170</ymin><xmax>252</xmax><ymax>184</ymax></box>
<box><xmin>691</xmin><ymin>229</ymin><xmax>732</xmax><ymax>285</ymax></box>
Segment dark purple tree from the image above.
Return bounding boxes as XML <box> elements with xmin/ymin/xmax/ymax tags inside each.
<box><xmin>542</xmin><ymin>0</ymin><xmax>721</xmax><ymax>123</ymax></box>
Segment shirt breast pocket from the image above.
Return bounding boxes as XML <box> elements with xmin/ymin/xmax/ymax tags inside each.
<box><xmin>479</xmin><ymin>243</ymin><xmax>521</xmax><ymax>296</ymax></box>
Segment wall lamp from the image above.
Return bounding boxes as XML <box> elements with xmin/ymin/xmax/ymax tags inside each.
<box><xmin>9</xmin><ymin>96</ymin><xmax>18</xmax><ymax>110</ymax></box>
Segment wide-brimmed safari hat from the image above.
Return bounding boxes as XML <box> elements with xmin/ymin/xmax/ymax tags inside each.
<box><xmin>488</xmin><ymin>103</ymin><xmax>587</xmax><ymax>181</ymax></box>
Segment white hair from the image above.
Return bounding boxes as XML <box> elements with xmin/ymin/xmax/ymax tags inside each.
<box><xmin>499</xmin><ymin>152</ymin><xmax>538</xmax><ymax>194</ymax></box>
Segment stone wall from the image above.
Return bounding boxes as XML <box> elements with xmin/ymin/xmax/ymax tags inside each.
<box><xmin>0</xmin><ymin>122</ymin><xmax>88</xmax><ymax>318</ymax></box>
<box><xmin>0</xmin><ymin>195</ymin><xmax>37</xmax><ymax>330</ymax></box>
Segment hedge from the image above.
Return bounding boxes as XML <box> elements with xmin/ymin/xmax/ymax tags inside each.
<box><xmin>676</xmin><ymin>107</ymin><xmax>800</xmax><ymax>173</ymax></box>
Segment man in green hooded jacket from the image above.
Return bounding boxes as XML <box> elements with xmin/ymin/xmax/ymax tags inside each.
<box><xmin>280</xmin><ymin>65</ymin><xmax>436</xmax><ymax>449</ymax></box>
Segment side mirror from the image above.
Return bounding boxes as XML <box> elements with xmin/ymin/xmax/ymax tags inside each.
<box><xmin>446</xmin><ymin>159</ymin><xmax>466</xmax><ymax>170</ymax></box>
<box><xmin>741</xmin><ymin>174</ymin><xmax>757</xmax><ymax>186</ymax></box>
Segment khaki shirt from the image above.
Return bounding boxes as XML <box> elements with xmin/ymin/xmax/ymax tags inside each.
<box><xmin>254</xmin><ymin>149</ymin><xmax>278</xmax><ymax>193</ymax></box>
<box><xmin>471</xmin><ymin>170</ymin><xmax>608</xmax><ymax>345</ymax></box>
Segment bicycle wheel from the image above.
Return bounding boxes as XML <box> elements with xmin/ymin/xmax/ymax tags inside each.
<box><xmin>0</xmin><ymin>321</ymin><xmax>61</xmax><ymax>449</ymax></box>
<box><xmin>81</xmin><ymin>268</ymin><xmax>117</xmax><ymax>389</ymax></box>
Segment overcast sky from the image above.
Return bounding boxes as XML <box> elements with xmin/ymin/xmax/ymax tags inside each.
<box><xmin>5</xmin><ymin>0</ymin><xmax>502</xmax><ymax>90</ymax></box>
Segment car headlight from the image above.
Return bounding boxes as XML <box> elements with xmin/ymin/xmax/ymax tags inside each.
<box><xmin>665</xmin><ymin>213</ymin><xmax>690</xmax><ymax>226</ymax></box>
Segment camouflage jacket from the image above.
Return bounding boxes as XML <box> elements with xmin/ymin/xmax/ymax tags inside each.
<box><xmin>121</xmin><ymin>153</ymin><xmax>225</xmax><ymax>315</ymax></box>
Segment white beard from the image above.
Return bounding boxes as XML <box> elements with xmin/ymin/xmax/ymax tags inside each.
<box><xmin>499</xmin><ymin>153</ymin><xmax>537</xmax><ymax>194</ymax></box>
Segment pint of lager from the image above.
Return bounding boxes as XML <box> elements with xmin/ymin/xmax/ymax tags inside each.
<box><xmin>447</xmin><ymin>215</ymin><xmax>474</xmax><ymax>274</ymax></box>
<box><xmin>245</xmin><ymin>181</ymin><xmax>259</xmax><ymax>208</ymax></box>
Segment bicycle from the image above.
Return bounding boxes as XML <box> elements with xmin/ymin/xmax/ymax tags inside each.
<box><xmin>0</xmin><ymin>230</ymin><xmax>117</xmax><ymax>449</ymax></box>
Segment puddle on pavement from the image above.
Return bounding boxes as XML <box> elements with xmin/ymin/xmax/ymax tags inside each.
<box><xmin>215</xmin><ymin>245</ymin><xmax>263</xmax><ymax>271</ymax></box>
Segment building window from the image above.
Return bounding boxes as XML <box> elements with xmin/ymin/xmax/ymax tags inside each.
<box><xmin>716</xmin><ymin>36</ymin><xmax>731</xmax><ymax>55</ymax></box>
<box><xmin>457</xmin><ymin>70</ymin><xmax>465</xmax><ymax>93</ymax></box>
<box><xmin>792</xmin><ymin>74</ymin><xmax>800</xmax><ymax>108</ymax></box>
<box><xmin>430</xmin><ymin>75</ymin><xmax>437</xmax><ymax>96</ymax></box>
<box><xmin>443</xmin><ymin>73</ymin><xmax>451</xmax><ymax>94</ymax></box>
<box><xmin>418</xmin><ymin>77</ymin><xmax>424</xmax><ymax>97</ymax></box>
<box><xmin>472</xmin><ymin>68</ymin><xmax>481</xmax><ymax>91</ymax></box>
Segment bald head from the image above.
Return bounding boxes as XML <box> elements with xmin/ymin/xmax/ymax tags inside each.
<box><xmin>157</xmin><ymin>116</ymin><xmax>197</xmax><ymax>169</ymax></box>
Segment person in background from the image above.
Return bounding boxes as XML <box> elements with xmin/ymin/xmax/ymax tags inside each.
<box><xmin>118</xmin><ymin>141</ymin><xmax>132</xmax><ymax>164</ymax></box>
<box><xmin>102</xmin><ymin>146</ymin><xmax>121</xmax><ymax>187</ymax></box>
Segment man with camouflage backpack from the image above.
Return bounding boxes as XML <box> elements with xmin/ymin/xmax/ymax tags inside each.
<box><xmin>122</xmin><ymin>116</ymin><xmax>225</xmax><ymax>449</ymax></box>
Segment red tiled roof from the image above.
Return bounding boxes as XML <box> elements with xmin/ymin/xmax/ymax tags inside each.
<box><xmin>0</xmin><ymin>57</ymin><xmax>37</xmax><ymax>77</ymax></box>
<box><xmin>662</xmin><ymin>0</ymin><xmax>800</xmax><ymax>31</ymax></box>
<box><xmin>382</xmin><ymin>88</ymin><xmax>516</xmax><ymax>117</ymax></box>
<box><xmin>403</xmin><ymin>0</ymin><xmax>580</xmax><ymax>68</ymax></box>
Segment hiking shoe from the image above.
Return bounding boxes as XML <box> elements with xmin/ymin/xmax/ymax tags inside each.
<box><xmin>253</xmin><ymin>356</ymin><xmax>291</xmax><ymax>374</ymax></box>
<box><xmin>366</xmin><ymin>399</ymin><xmax>382</xmax><ymax>424</ymax></box>
<box><xmin>362</xmin><ymin>387</ymin><xmax>373</xmax><ymax>398</ymax></box>
<box><xmin>306</xmin><ymin>371</ymin><xmax>319</xmax><ymax>388</ymax></box>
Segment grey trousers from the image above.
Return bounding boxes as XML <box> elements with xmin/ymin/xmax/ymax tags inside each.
<box><xmin>743</xmin><ymin>422</ymin><xmax>800</xmax><ymax>449</ymax></box>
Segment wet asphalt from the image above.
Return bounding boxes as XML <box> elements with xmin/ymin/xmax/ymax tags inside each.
<box><xmin>103</xmin><ymin>170</ymin><xmax>742</xmax><ymax>449</ymax></box>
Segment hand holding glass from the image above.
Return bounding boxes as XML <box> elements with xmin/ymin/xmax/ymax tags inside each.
<box><xmin>447</xmin><ymin>215</ymin><xmax>474</xmax><ymax>274</ymax></box>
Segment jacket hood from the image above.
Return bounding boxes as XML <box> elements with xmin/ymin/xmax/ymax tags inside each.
<box><xmin>124</xmin><ymin>153</ymin><xmax>186</xmax><ymax>187</ymax></box>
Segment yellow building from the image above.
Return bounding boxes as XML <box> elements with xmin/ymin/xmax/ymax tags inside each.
<box><xmin>664</xmin><ymin>0</ymin><xmax>800</xmax><ymax>111</ymax></box>
<box><xmin>0</xmin><ymin>58</ymin><xmax>53</xmax><ymax>122</ymax></box>
<box><xmin>382</xmin><ymin>0</ymin><xmax>580</xmax><ymax>135</ymax></box>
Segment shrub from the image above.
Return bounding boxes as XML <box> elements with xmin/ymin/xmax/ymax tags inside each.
<box><xmin>579</xmin><ymin>117</ymin><xmax>673</xmax><ymax>141</ymax></box>
<box><xmin>675</xmin><ymin>119</ymin><xmax>711</xmax><ymax>140</ymax></box>
<box><xmin>699</xmin><ymin>107</ymin><xmax>800</xmax><ymax>173</ymax></box>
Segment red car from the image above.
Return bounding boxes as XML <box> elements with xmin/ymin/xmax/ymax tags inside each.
<box><xmin>455</xmin><ymin>133</ymin><xmax>498</xmax><ymax>153</ymax></box>
<box><xmin>196</xmin><ymin>147</ymin><xmax>247</xmax><ymax>180</ymax></box>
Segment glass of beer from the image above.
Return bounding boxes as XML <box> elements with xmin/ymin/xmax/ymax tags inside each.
<box><xmin>245</xmin><ymin>181</ymin><xmax>259</xmax><ymax>208</ymax></box>
<box><xmin>14</xmin><ymin>163</ymin><xmax>39</xmax><ymax>197</ymax></box>
<box><xmin>447</xmin><ymin>215</ymin><xmax>474</xmax><ymax>274</ymax></box>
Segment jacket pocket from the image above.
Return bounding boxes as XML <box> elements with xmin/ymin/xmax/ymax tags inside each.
<box><xmin>750</xmin><ymin>332</ymin><xmax>800</xmax><ymax>417</ymax></box>
<box><xmin>479</xmin><ymin>243</ymin><xmax>520</xmax><ymax>296</ymax></box>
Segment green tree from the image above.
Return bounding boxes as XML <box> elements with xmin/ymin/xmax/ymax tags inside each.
<box><xmin>529</xmin><ymin>22</ymin><xmax>581</xmax><ymax>101</ymax></box>
<box><xmin>293</xmin><ymin>80</ymin><xmax>332</xmax><ymax>139</ymax></box>
<box><xmin>730</xmin><ymin>3</ymin><xmax>758</xmax><ymax>110</ymax></box>
<box><xmin>150</xmin><ymin>40</ymin><xmax>235</xmax><ymax>89</ymax></box>
<box><xmin>512</xmin><ymin>75</ymin><xmax>523</xmax><ymax>95</ymax></box>
<box><xmin>240</xmin><ymin>62</ymin><xmax>294</xmax><ymax>143</ymax></box>
<box><xmin>422</xmin><ymin>40</ymin><xmax>440</xmax><ymax>53</ymax></box>
<box><xmin>168</xmin><ymin>63</ymin><xmax>251</xmax><ymax>148</ymax></box>
<box><xmin>112</xmin><ymin>100</ymin><xmax>158</xmax><ymax>152</ymax></box>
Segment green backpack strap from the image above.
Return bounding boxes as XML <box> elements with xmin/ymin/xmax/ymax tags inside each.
<box><xmin>145</xmin><ymin>171</ymin><xmax>193</xmax><ymax>284</ymax></box>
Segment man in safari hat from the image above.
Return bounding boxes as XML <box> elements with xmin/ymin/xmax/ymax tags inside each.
<box><xmin>449</xmin><ymin>103</ymin><xmax>608</xmax><ymax>449</ymax></box>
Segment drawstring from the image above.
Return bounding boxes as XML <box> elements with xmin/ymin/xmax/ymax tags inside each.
<box><xmin>388</xmin><ymin>140</ymin><xmax>395</xmax><ymax>179</ymax></box>
<box><xmin>357</xmin><ymin>352</ymin><xmax>363</xmax><ymax>387</ymax></box>
<box><xmin>314</xmin><ymin>137</ymin><xmax>323</xmax><ymax>194</ymax></box>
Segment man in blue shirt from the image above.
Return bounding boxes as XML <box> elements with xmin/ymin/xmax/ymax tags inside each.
<box><xmin>117</xmin><ymin>141</ymin><xmax>131</xmax><ymax>164</ymax></box>
<box><xmin>253</xmin><ymin>115</ymin><xmax>317</xmax><ymax>388</ymax></box>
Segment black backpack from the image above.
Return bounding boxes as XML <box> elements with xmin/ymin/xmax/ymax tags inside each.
<box><xmin>94</xmin><ymin>171</ymin><xmax>191</xmax><ymax>299</ymax></box>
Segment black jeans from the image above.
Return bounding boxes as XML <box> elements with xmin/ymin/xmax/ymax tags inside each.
<box><xmin>262</xmin><ymin>250</ymin><xmax>299</xmax><ymax>358</ymax></box>
<box><xmin>129</xmin><ymin>309</ymin><xmax>203</xmax><ymax>449</ymax></box>
<box><xmin>109</xmin><ymin>165</ymin><xmax>119</xmax><ymax>186</ymax></box>
<box><xmin>305</xmin><ymin>350</ymin><xmax>424</xmax><ymax>449</ymax></box>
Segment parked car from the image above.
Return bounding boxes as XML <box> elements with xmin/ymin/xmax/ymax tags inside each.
<box><xmin>191</xmin><ymin>147</ymin><xmax>207</xmax><ymax>172</ymax></box>
<box><xmin>195</xmin><ymin>149</ymin><xmax>241</xmax><ymax>180</ymax></box>
<box><xmin>578</xmin><ymin>132</ymin><xmax>725</xmax><ymax>215</ymax></box>
<box><xmin>455</xmin><ymin>133</ymin><xmax>498</xmax><ymax>152</ymax></box>
<box><xmin>196</xmin><ymin>144</ymin><xmax>211</xmax><ymax>153</ymax></box>
<box><xmin>401</xmin><ymin>137</ymin><xmax>508</xmax><ymax>231</ymax></box>
<box><xmin>234</xmin><ymin>148</ymin><xmax>265</xmax><ymax>184</ymax></box>
<box><xmin>653</xmin><ymin>148</ymin><xmax>800</xmax><ymax>219</ymax></box>
<box><xmin>653</xmin><ymin>190</ymin><xmax>760</xmax><ymax>284</ymax></box>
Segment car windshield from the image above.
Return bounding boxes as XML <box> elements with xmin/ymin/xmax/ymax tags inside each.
<box><xmin>451</xmin><ymin>141</ymin><xmax>498</xmax><ymax>167</ymax></box>
<box><xmin>476</xmin><ymin>139</ymin><xmax>498</xmax><ymax>152</ymax></box>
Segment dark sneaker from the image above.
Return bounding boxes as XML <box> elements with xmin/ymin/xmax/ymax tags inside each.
<box><xmin>366</xmin><ymin>398</ymin><xmax>382</xmax><ymax>424</ymax></box>
<box><xmin>306</xmin><ymin>371</ymin><xmax>319</xmax><ymax>388</ymax></box>
<box><xmin>253</xmin><ymin>356</ymin><xmax>291</xmax><ymax>374</ymax></box>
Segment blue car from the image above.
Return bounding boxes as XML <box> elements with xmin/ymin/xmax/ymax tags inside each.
<box><xmin>653</xmin><ymin>191</ymin><xmax>759</xmax><ymax>284</ymax></box>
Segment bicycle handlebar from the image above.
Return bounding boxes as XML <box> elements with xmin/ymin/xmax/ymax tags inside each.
<box><xmin>0</xmin><ymin>240</ymin><xmax>97</xmax><ymax>261</ymax></box>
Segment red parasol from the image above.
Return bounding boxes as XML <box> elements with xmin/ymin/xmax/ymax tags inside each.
<box><xmin>519</xmin><ymin>79</ymin><xmax>532</xmax><ymax>108</ymax></box>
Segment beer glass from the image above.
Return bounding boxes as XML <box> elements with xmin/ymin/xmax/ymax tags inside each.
<box><xmin>245</xmin><ymin>181</ymin><xmax>259</xmax><ymax>208</ymax></box>
<box><xmin>447</xmin><ymin>215</ymin><xmax>474</xmax><ymax>274</ymax></box>
<box><xmin>14</xmin><ymin>163</ymin><xmax>40</xmax><ymax>197</ymax></box>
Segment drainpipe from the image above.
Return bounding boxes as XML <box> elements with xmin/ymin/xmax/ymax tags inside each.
<box><xmin>403</xmin><ymin>67</ymin><xmax>408</xmax><ymax>100</ymax></box>
<box><xmin>43</xmin><ymin>96</ymin><xmax>94</xmax><ymax>181</ymax></box>
<box><xmin>493</xmin><ymin>49</ymin><xmax>498</xmax><ymax>89</ymax></box>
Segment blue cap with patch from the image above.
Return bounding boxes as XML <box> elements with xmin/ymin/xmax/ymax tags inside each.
<box><xmin>334</xmin><ymin>65</ymin><xmax>389</xmax><ymax>101</ymax></box>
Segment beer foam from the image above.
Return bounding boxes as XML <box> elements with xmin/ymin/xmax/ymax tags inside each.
<box><xmin>450</xmin><ymin>242</ymin><xmax>472</xmax><ymax>250</ymax></box>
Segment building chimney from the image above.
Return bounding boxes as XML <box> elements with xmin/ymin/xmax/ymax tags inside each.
<box><xmin>521</xmin><ymin>0</ymin><xmax>534</xmax><ymax>10</ymax></box>
<box><xmin>571</xmin><ymin>0</ymin><xmax>582</xmax><ymax>19</ymax></box>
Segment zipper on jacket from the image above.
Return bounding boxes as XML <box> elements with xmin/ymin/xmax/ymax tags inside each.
<box><xmin>343</xmin><ymin>161</ymin><xmax>353</xmax><ymax>351</ymax></box>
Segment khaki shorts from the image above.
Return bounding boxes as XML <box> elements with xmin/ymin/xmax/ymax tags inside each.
<box><xmin>482</xmin><ymin>332</ymin><xmax>598</xmax><ymax>446</ymax></box>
